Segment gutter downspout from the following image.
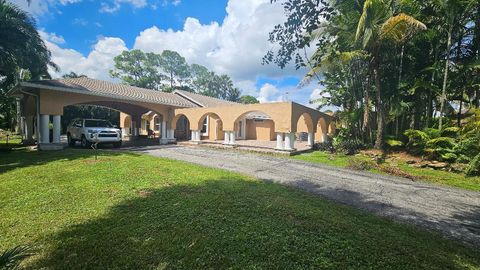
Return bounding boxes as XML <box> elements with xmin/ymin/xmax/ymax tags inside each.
<box><xmin>19</xmin><ymin>88</ymin><xmax>41</xmax><ymax>144</ymax></box>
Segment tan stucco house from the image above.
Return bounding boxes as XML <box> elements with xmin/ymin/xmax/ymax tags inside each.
<box><xmin>9</xmin><ymin>77</ymin><xmax>336</xmax><ymax>151</ymax></box>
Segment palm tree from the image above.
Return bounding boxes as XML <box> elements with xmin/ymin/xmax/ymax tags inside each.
<box><xmin>355</xmin><ymin>0</ymin><xmax>425</xmax><ymax>148</ymax></box>
<box><xmin>0</xmin><ymin>0</ymin><xmax>57</xmax><ymax>81</ymax></box>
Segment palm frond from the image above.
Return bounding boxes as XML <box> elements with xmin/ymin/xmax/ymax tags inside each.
<box><xmin>380</xmin><ymin>13</ymin><xmax>426</xmax><ymax>42</ymax></box>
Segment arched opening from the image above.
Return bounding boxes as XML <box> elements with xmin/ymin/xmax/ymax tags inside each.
<box><xmin>315</xmin><ymin>118</ymin><xmax>328</xmax><ymax>143</ymax></box>
<box><xmin>122</xmin><ymin>115</ymin><xmax>132</xmax><ymax>136</ymax></box>
<box><xmin>328</xmin><ymin>121</ymin><xmax>336</xmax><ymax>135</ymax></box>
<box><xmin>198</xmin><ymin>113</ymin><xmax>224</xmax><ymax>141</ymax></box>
<box><xmin>174</xmin><ymin>114</ymin><xmax>190</xmax><ymax>141</ymax></box>
<box><xmin>295</xmin><ymin>113</ymin><xmax>314</xmax><ymax>144</ymax></box>
<box><xmin>234</xmin><ymin>111</ymin><xmax>275</xmax><ymax>141</ymax></box>
<box><xmin>139</xmin><ymin>112</ymin><xmax>164</xmax><ymax>138</ymax></box>
<box><xmin>62</xmin><ymin>104</ymin><xmax>120</xmax><ymax>134</ymax></box>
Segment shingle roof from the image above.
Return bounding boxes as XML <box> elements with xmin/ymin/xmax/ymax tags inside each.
<box><xmin>173</xmin><ymin>90</ymin><xmax>238</xmax><ymax>107</ymax></box>
<box><xmin>21</xmin><ymin>77</ymin><xmax>198</xmax><ymax>108</ymax></box>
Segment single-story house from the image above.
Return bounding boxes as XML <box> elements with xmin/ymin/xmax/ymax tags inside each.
<box><xmin>9</xmin><ymin>77</ymin><xmax>336</xmax><ymax>151</ymax></box>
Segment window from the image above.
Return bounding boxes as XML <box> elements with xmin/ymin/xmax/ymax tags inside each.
<box><xmin>201</xmin><ymin>117</ymin><xmax>208</xmax><ymax>135</ymax></box>
<box><xmin>145</xmin><ymin>119</ymin><xmax>150</xmax><ymax>131</ymax></box>
<box><xmin>154</xmin><ymin>117</ymin><xmax>160</xmax><ymax>131</ymax></box>
<box><xmin>84</xmin><ymin>120</ymin><xmax>112</xmax><ymax>128</ymax></box>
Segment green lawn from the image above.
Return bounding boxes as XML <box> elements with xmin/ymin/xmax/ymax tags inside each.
<box><xmin>293</xmin><ymin>151</ymin><xmax>480</xmax><ymax>191</ymax></box>
<box><xmin>1</xmin><ymin>150</ymin><xmax>479</xmax><ymax>269</ymax></box>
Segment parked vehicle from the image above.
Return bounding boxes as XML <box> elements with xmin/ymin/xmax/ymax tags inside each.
<box><xmin>67</xmin><ymin>119</ymin><xmax>122</xmax><ymax>148</ymax></box>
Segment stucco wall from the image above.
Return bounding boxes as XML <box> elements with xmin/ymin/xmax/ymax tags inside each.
<box><xmin>246</xmin><ymin>119</ymin><xmax>275</xmax><ymax>141</ymax></box>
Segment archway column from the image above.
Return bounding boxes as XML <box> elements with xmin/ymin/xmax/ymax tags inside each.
<box><xmin>307</xmin><ymin>132</ymin><xmax>314</xmax><ymax>147</ymax></box>
<box><xmin>160</xmin><ymin>120</ymin><xmax>168</xmax><ymax>144</ymax></box>
<box><xmin>275</xmin><ymin>132</ymin><xmax>284</xmax><ymax>150</ymax></box>
<box><xmin>52</xmin><ymin>115</ymin><xmax>61</xmax><ymax>144</ymax></box>
<box><xmin>191</xmin><ymin>130</ymin><xmax>201</xmax><ymax>142</ymax></box>
<box><xmin>39</xmin><ymin>114</ymin><xmax>50</xmax><ymax>144</ymax></box>
<box><xmin>284</xmin><ymin>133</ymin><xmax>295</xmax><ymax>151</ymax></box>
<box><xmin>24</xmin><ymin>115</ymin><xmax>34</xmax><ymax>143</ymax></box>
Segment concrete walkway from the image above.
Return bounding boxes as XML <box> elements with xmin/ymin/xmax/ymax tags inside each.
<box><xmin>129</xmin><ymin>145</ymin><xmax>480</xmax><ymax>247</ymax></box>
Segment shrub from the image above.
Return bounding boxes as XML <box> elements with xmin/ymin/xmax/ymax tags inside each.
<box><xmin>440</xmin><ymin>152</ymin><xmax>457</xmax><ymax>163</ymax></box>
<box><xmin>385</xmin><ymin>138</ymin><xmax>404</xmax><ymax>149</ymax></box>
<box><xmin>426</xmin><ymin>137</ymin><xmax>456</xmax><ymax>149</ymax></box>
<box><xmin>332</xmin><ymin>138</ymin><xmax>366</xmax><ymax>155</ymax></box>
<box><xmin>423</xmin><ymin>128</ymin><xmax>441</xmax><ymax>139</ymax></box>
<box><xmin>442</xmin><ymin>126</ymin><xmax>460</xmax><ymax>138</ymax></box>
<box><xmin>454</xmin><ymin>137</ymin><xmax>480</xmax><ymax>159</ymax></box>
<box><xmin>465</xmin><ymin>153</ymin><xmax>480</xmax><ymax>176</ymax></box>
<box><xmin>404</xmin><ymin>129</ymin><xmax>429</xmax><ymax>150</ymax></box>
<box><xmin>347</xmin><ymin>157</ymin><xmax>376</xmax><ymax>171</ymax></box>
<box><xmin>313</xmin><ymin>141</ymin><xmax>334</xmax><ymax>152</ymax></box>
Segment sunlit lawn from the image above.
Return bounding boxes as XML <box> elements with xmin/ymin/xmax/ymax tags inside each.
<box><xmin>1</xmin><ymin>149</ymin><xmax>479</xmax><ymax>269</ymax></box>
<box><xmin>293</xmin><ymin>151</ymin><xmax>480</xmax><ymax>191</ymax></box>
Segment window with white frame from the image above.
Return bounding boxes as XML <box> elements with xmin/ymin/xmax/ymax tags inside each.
<box><xmin>201</xmin><ymin>117</ymin><xmax>208</xmax><ymax>136</ymax></box>
<box><xmin>154</xmin><ymin>116</ymin><xmax>160</xmax><ymax>131</ymax></box>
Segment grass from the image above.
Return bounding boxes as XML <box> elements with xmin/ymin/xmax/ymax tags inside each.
<box><xmin>293</xmin><ymin>151</ymin><xmax>480</xmax><ymax>191</ymax></box>
<box><xmin>1</xmin><ymin>149</ymin><xmax>480</xmax><ymax>269</ymax></box>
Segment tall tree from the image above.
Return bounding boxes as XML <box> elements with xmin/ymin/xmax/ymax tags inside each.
<box><xmin>0</xmin><ymin>0</ymin><xmax>56</xmax><ymax>129</ymax></box>
<box><xmin>110</xmin><ymin>50</ymin><xmax>164</xmax><ymax>90</ymax></box>
<box><xmin>159</xmin><ymin>50</ymin><xmax>190</xmax><ymax>90</ymax></box>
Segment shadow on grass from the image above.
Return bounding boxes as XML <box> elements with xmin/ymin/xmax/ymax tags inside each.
<box><xmin>29</xmin><ymin>179</ymin><xmax>480</xmax><ymax>269</ymax></box>
<box><xmin>0</xmin><ymin>149</ymin><xmax>140</xmax><ymax>174</ymax></box>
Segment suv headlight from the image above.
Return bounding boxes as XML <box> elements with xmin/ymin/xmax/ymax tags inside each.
<box><xmin>87</xmin><ymin>129</ymin><xmax>99</xmax><ymax>134</ymax></box>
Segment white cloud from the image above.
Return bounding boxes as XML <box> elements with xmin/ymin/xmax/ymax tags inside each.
<box><xmin>39</xmin><ymin>30</ymin><xmax>65</xmax><ymax>44</ymax></box>
<box><xmin>72</xmin><ymin>18</ymin><xmax>88</xmax><ymax>26</ymax></box>
<box><xmin>257</xmin><ymin>83</ymin><xmax>279</xmax><ymax>103</ymax></box>
<box><xmin>45</xmin><ymin>35</ymin><xmax>127</xmax><ymax>80</ymax></box>
<box><xmin>134</xmin><ymin>0</ymin><xmax>303</xmax><ymax>82</ymax></box>
<box><xmin>99</xmin><ymin>0</ymin><xmax>147</xmax><ymax>13</ymax></box>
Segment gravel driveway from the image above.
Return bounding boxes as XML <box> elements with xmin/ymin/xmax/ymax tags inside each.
<box><xmin>129</xmin><ymin>145</ymin><xmax>480</xmax><ymax>247</ymax></box>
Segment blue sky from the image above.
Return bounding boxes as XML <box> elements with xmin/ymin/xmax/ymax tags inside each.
<box><xmin>9</xmin><ymin>0</ymin><xmax>323</xmax><ymax>107</ymax></box>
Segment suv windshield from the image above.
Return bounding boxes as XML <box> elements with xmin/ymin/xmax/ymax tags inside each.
<box><xmin>84</xmin><ymin>120</ymin><xmax>113</xmax><ymax>128</ymax></box>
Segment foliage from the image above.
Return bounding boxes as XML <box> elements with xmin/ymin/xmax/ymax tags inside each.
<box><xmin>0</xmin><ymin>245</ymin><xmax>34</xmax><ymax>270</ymax></box>
<box><xmin>466</xmin><ymin>153</ymin><xmax>480</xmax><ymax>176</ymax></box>
<box><xmin>265</xmin><ymin>0</ymin><xmax>480</xmax><ymax>151</ymax></box>
<box><xmin>404</xmin><ymin>129</ymin><xmax>429</xmax><ymax>149</ymax></box>
<box><xmin>110</xmin><ymin>50</ymin><xmax>241</xmax><ymax>101</ymax></box>
<box><xmin>238</xmin><ymin>95</ymin><xmax>259</xmax><ymax>104</ymax></box>
<box><xmin>385</xmin><ymin>138</ymin><xmax>404</xmax><ymax>149</ymax></box>
<box><xmin>0</xmin><ymin>0</ymin><xmax>57</xmax><ymax>130</ymax></box>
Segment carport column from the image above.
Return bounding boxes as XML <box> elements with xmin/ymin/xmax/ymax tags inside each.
<box><xmin>25</xmin><ymin>116</ymin><xmax>34</xmax><ymax>142</ymax></box>
<box><xmin>229</xmin><ymin>131</ymin><xmax>236</xmax><ymax>145</ymax></box>
<box><xmin>223</xmin><ymin>131</ymin><xmax>230</xmax><ymax>144</ymax></box>
<box><xmin>52</xmin><ymin>115</ymin><xmax>61</xmax><ymax>144</ymax></box>
<box><xmin>167</xmin><ymin>128</ymin><xmax>175</xmax><ymax>142</ymax></box>
<box><xmin>307</xmin><ymin>132</ymin><xmax>314</xmax><ymax>147</ymax></box>
<box><xmin>275</xmin><ymin>133</ymin><xmax>284</xmax><ymax>150</ymax></box>
<box><xmin>191</xmin><ymin>130</ymin><xmax>201</xmax><ymax>142</ymax></box>
<box><xmin>160</xmin><ymin>121</ymin><xmax>168</xmax><ymax>144</ymax></box>
<box><xmin>284</xmin><ymin>133</ymin><xmax>295</xmax><ymax>151</ymax></box>
<box><xmin>39</xmin><ymin>114</ymin><xmax>50</xmax><ymax>144</ymax></box>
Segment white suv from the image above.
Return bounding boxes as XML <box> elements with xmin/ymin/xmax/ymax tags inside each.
<box><xmin>67</xmin><ymin>119</ymin><xmax>122</xmax><ymax>148</ymax></box>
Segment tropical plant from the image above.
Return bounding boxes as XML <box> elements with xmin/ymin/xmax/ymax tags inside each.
<box><xmin>0</xmin><ymin>246</ymin><xmax>34</xmax><ymax>270</ymax></box>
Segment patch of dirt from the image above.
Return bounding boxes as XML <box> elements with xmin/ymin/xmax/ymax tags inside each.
<box><xmin>138</xmin><ymin>189</ymin><xmax>153</xmax><ymax>198</ymax></box>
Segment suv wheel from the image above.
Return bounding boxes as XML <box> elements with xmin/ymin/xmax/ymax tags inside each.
<box><xmin>81</xmin><ymin>135</ymin><xmax>91</xmax><ymax>149</ymax></box>
<box><xmin>67</xmin><ymin>133</ymin><xmax>75</xmax><ymax>147</ymax></box>
<box><xmin>113</xmin><ymin>141</ymin><xmax>122</xmax><ymax>148</ymax></box>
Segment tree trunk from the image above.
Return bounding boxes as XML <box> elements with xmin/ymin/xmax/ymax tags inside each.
<box><xmin>457</xmin><ymin>95</ymin><xmax>463</xmax><ymax>127</ymax></box>
<box><xmin>439</xmin><ymin>27</ymin><xmax>452</xmax><ymax>130</ymax></box>
<box><xmin>362</xmin><ymin>77</ymin><xmax>370</xmax><ymax>142</ymax></box>
<box><xmin>373</xmin><ymin>59</ymin><xmax>384</xmax><ymax>149</ymax></box>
